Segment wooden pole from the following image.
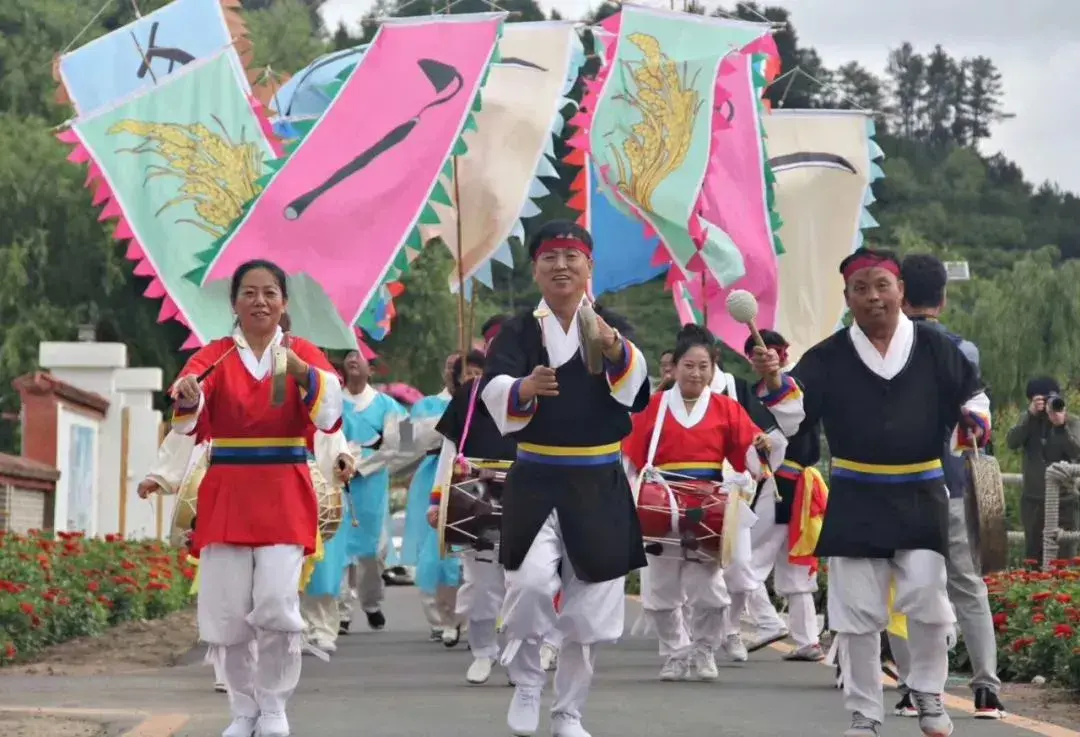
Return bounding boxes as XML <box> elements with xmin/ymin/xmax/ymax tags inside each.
<box><xmin>700</xmin><ymin>270</ymin><xmax>708</xmax><ymax>325</ymax></box>
<box><xmin>452</xmin><ymin>156</ymin><xmax>468</xmax><ymax>370</ymax></box>
<box><xmin>118</xmin><ymin>407</ymin><xmax>130</xmax><ymax>536</ymax></box>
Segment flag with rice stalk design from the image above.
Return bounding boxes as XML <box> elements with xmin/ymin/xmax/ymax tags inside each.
<box><xmin>189</xmin><ymin>13</ymin><xmax>507</xmax><ymax>339</ymax></box>
<box><xmin>57</xmin><ymin>50</ymin><xmax>357</xmax><ymax>349</ymax></box>
<box><xmin>569</xmin><ymin>6</ymin><xmax>772</xmax><ymax>291</ymax></box>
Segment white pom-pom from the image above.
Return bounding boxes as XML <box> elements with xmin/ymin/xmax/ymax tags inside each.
<box><xmin>726</xmin><ymin>289</ymin><xmax>759</xmax><ymax>324</ymax></box>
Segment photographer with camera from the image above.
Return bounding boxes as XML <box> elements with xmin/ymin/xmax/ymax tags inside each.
<box><xmin>1006</xmin><ymin>377</ymin><xmax>1080</xmax><ymax>562</ymax></box>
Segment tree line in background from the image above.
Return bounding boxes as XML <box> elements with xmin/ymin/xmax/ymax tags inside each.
<box><xmin>1</xmin><ymin>0</ymin><xmax>1079</xmax><ymax>464</ymax></box>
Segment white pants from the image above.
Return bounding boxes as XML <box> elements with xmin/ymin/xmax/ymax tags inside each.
<box><xmin>829</xmin><ymin>552</ymin><xmax>955</xmax><ymax>723</ymax></box>
<box><xmin>500</xmin><ymin>511</ymin><xmax>624</xmax><ymax>721</ymax></box>
<box><xmin>743</xmin><ymin>493</ymin><xmax>820</xmax><ymax>648</ymax></box>
<box><xmin>300</xmin><ymin>594</ymin><xmax>338</xmax><ymax>646</ymax></box>
<box><xmin>457</xmin><ymin>550</ymin><xmax>506</xmax><ymax>658</ymax></box>
<box><xmin>198</xmin><ymin>544</ymin><xmax>305</xmax><ymax>720</ymax></box>
<box><xmin>641</xmin><ymin>549</ymin><xmax>728</xmax><ymax>658</ymax></box>
<box><xmin>717</xmin><ymin>495</ymin><xmax>758</xmax><ymax>638</ymax></box>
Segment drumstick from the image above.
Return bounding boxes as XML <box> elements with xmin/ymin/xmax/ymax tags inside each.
<box><xmin>343</xmin><ymin>475</ymin><xmax>360</xmax><ymax>527</ymax></box>
<box><xmin>726</xmin><ymin>290</ymin><xmax>766</xmax><ymax>350</ymax></box>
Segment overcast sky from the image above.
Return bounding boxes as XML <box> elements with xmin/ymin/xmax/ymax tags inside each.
<box><xmin>321</xmin><ymin>0</ymin><xmax>1080</xmax><ymax>196</ymax></box>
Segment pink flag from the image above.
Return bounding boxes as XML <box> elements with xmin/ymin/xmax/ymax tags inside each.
<box><xmin>693</xmin><ymin>51</ymin><xmax>777</xmax><ymax>353</ymax></box>
<box><xmin>199</xmin><ymin>14</ymin><xmax>504</xmax><ymax>326</ymax></box>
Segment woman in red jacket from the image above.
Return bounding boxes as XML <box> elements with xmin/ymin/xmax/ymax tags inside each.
<box><xmin>623</xmin><ymin>325</ymin><xmax>775</xmax><ymax>683</ymax></box>
<box><xmin>167</xmin><ymin>260</ymin><xmax>343</xmax><ymax>737</ymax></box>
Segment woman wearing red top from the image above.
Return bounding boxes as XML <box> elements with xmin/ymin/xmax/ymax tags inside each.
<box><xmin>623</xmin><ymin>325</ymin><xmax>779</xmax><ymax>683</ymax></box>
<box><xmin>167</xmin><ymin>260</ymin><xmax>343</xmax><ymax>737</ymax></box>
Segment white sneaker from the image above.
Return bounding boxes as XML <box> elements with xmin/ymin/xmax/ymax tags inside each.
<box><xmin>692</xmin><ymin>648</ymin><xmax>719</xmax><ymax>681</ymax></box>
<box><xmin>551</xmin><ymin>712</ymin><xmax>592</xmax><ymax>737</ymax></box>
<box><xmin>507</xmin><ymin>686</ymin><xmax>542</xmax><ymax>736</ymax></box>
<box><xmin>222</xmin><ymin>716</ymin><xmax>257</xmax><ymax>737</ymax></box>
<box><xmin>214</xmin><ymin>681</ymin><xmax>227</xmax><ymax>693</ymax></box>
<box><xmin>255</xmin><ymin>712</ymin><xmax>289</xmax><ymax>737</ymax></box>
<box><xmin>310</xmin><ymin>638</ymin><xmax>337</xmax><ymax>653</ymax></box>
<box><xmin>540</xmin><ymin>642</ymin><xmax>559</xmax><ymax>671</ymax></box>
<box><xmin>659</xmin><ymin>655</ymin><xmax>690</xmax><ymax>681</ymax></box>
<box><xmin>745</xmin><ymin>625</ymin><xmax>789</xmax><ymax>652</ymax></box>
<box><xmin>722</xmin><ymin>633</ymin><xmax>748</xmax><ymax>662</ymax></box>
<box><xmin>467</xmin><ymin>656</ymin><xmax>494</xmax><ymax>684</ymax></box>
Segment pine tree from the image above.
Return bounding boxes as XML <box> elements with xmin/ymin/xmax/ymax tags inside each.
<box><xmin>885</xmin><ymin>42</ymin><xmax>926</xmax><ymax>140</ymax></box>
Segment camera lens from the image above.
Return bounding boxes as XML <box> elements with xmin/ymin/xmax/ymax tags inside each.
<box><xmin>1050</xmin><ymin>396</ymin><xmax>1067</xmax><ymax>412</ymax></box>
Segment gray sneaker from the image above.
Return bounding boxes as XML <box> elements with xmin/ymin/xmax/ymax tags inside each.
<box><xmin>843</xmin><ymin>712</ymin><xmax>880</xmax><ymax>737</ymax></box>
<box><xmin>910</xmin><ymin>690</ymin><xmax>954</xmax><ymax>737</ymax></box>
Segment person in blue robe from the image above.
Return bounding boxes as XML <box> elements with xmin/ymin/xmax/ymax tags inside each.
<box><xmin>402</xmin><ymin>352</ymin><xmax>465</xmax><ymax>644</ymax></box>
<box><xmin>301</xmin><ymin>351</ymin><xmax>406</xmax><ymax>648</ymax></box>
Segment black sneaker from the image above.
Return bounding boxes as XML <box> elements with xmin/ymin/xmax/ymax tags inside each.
<box><xmin>893</xmin><ymin>689</ymin><xmax>917</xmax><ymax>717</ymax></box>
<box><xmin>338</xmin><ymin>620</ymin><xmax>350</xmax><ymax>635</ymax></box>
<box><xmin>366</xmin><ymin>610</ymin><xmax>386</xmax><ymax>630</ymax></box>
<box><xmin>973</xmin><ymin>687</ymin><xmax>1005</xmax><ymax>719</ymax></box>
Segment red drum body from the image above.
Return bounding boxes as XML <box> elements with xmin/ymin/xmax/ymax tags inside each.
<box><xmin>436</xmin><ymin>459</ymin><xmax>509</xmax><ymax>557</ymax></box>
<box><xmin>636</xmin><ymin>478</ymin><xmax>727</xmax><ymax>552</ymax></box>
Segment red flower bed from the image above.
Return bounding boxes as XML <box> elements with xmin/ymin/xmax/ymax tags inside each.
<box><xmin>0</xmin><ymin>530</ymin><xmax>194</xmax><ymax>665</ymax></box>
<box><xmin>951</xmin><ymin>559</ymin><xmax>1080</xmax><ymax>687</ymax></box>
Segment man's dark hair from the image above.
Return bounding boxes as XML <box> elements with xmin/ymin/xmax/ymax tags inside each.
<box><xmin>839</xmin><ymin>247</ymin><xmax>901</xmax><ymax>278</ymax></box>
<box><xmin>527</xmin><ymin>220</ymin><xmax>593</xmax><ymax>260</ymax></box>
<box><xmin>660</xmin><ymin>349</ymin><xmax>674</xmax><ymax>359</ymax></box>
<box><xmin>481</xmin><ymin>314</ymin><xmax>508</xmax><ymax>336</ymax></box>
<box><xmin>1026</xmin><ymin>376</ymin><xmax>1061</xmax><ymax>400</ymax></box>
<box><xmin>901</xmin><ymin>254</ymin><xmax>948</xmax><ymax>309</ymax></box>
<box><xmin>743</xmin><ymin>329</ymin><xmax>788</xmax><ymax>357</ymax></box>
<box><xmin>451</xmin><ymin>350</ymin><xmax>486</xmax><ymax>388</ymax></box>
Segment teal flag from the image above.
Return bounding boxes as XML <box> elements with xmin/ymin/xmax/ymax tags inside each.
<box><xmin>72</xmin><ymin>50</ymin><xmax>356</xmax><ymax>349</ymax></box>
<box><xmin>589</xmin><ymin>7</ymin><xmax>768</xmax><ymax>285</ymax></box>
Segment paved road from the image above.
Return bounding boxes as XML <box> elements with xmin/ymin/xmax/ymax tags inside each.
<box><xmin>0</xmin><ymin>588</ymin><xmax>1065</xmax><ymax>737</ymax></box>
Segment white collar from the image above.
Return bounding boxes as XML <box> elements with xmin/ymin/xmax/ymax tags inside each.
<box><xmin>346</xmin><ymin>384</ymin><xmax>378</xmax><ymax>412</ymax></box>
<box><xmin>667</xmin><ymin>384</ymin><xmax>711</xmax><ymax>429</ymax></box>
<box><xmin>848</xmin><ymin>312</ymin><xmax>914</xmax><ymax>380</ymax></box>
<box><xmin>231</xmin><ymin>325</ymin><xmax>284</xmax><ymax>381</ymax></box>
<box><xmin>533</xmin><ymin>296</ymin><xmax>590</xmax><ymax>369</ymax></box>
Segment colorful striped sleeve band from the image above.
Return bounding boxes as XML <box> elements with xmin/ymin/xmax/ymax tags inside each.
<box><xmin>508</xmin><ymin>378</ymin><xmax>536</xmax><ymax>418</ymax></box>
<box><xmin>757</xmin><ymin>373</ymin><xmax>802</xmax><ymax>407</ymax></box>
<box><xmin>604</xmin><ymin>338</ymin><xmax>635</xmax><ymax>392</ymax></box>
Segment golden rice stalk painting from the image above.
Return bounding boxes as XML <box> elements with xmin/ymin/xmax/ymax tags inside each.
<box><xmin>108</xmin><ymin>115</ymin><xmax>264</xmax><ymax>238</ymax></box>
<box><xmin>607</xmin><ymin>33</ymin><xmax>702</xmax><ymax>212</ymax></box>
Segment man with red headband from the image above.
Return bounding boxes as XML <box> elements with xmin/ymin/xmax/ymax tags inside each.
<box><xmin>481</xmin><ymin>220</ymin><xmax>650</xmax><ymax>737</ymax></box>
<box><xmin>748</xmin><ymin>247</ymin><xmax>990</xmax><ymax>737</ymax></box>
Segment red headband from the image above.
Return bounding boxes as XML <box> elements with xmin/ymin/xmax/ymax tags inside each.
<box><xmin>842</xmin><ymin>255</ymin><xmax>900</xmax><ymax>282</ymax></box>
<box><xmin>483</xmin><ymin>323</ymin><xmax>502</xmax><ymax>344</ymax></box>
<box><xmin>533</xmin><ymin>237</ymin><xmax>592</xmax><ymax>260</ymax></box>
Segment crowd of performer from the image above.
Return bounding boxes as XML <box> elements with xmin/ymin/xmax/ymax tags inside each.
<box><xmin>140</xmin><ymin>220</ymin><xmax>1008</xmax><ymax>737</ymax></box>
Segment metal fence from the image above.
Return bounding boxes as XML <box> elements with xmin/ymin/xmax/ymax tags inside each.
<box><xmin>1003</xmin><ymin>466</ymin><xmax>1080</xmax><ymax>569</ymax></box>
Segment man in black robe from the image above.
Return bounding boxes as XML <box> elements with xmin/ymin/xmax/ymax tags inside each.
<box><xmin>748</xmin><ymin>247</ymin><xmax>990</xmax><ymax>737</ymax></box>
<box><xmin>480</xmin><ymin>220</ymin><xmax>650</xmax><ymax>737</ymax></box>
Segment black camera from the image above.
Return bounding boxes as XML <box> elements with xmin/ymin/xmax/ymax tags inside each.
<box><xmin>1048</xmin><ymin>393</ymin><xmax>1067</xmax><ymax>413</ymax></box>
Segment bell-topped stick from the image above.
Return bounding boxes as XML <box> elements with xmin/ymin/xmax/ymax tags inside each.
<box><xmin>726</xmin><ymin>289</ymin><xmax>766</xmax><ymax>350</ymax></box>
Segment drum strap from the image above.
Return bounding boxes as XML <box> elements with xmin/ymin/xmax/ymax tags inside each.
<box><xmin>640</xmin><ymin>391</ymin><xmax>680</xmax><ymax>535</ymax></box>
<box><xmin>456</xmin><ymin>378</ymin><xmax>483</xmax><ymax>465</ymax></box>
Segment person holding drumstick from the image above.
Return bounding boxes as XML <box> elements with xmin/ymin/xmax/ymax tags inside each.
<box><xmin>426</xmin><ymin>317</ymin><xmax>517</xmax><ymax>685</ymax></box>
<box><xmin>749</xmin><ymin>247</ymin><xmax>990</xmax><ymax>737</ymax></box>
<box><xmin>481</xmin><ymin>220</ymin><xmax>650</xmax><ymax>737</ymax></box>
<box><xmin>623</xmin><ymin>324</ymin><xmax>779</xmax><ymax>682</ymax></box>
<box><xmin>159</xmin><ymin>259</ymin><xmax>344</xmax><ymax>737</ymax></box>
